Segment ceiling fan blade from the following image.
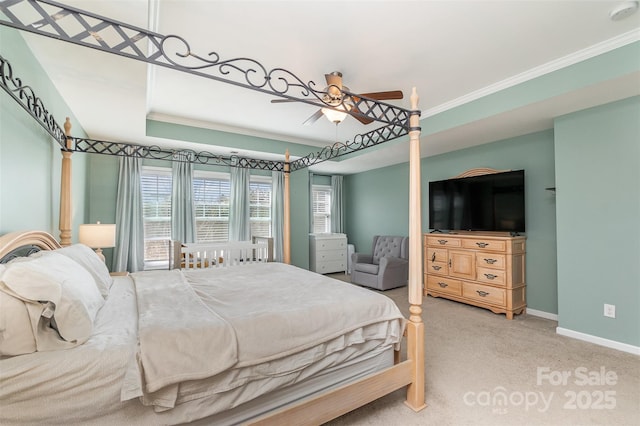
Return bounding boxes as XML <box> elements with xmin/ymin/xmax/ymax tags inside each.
<box><xmin>358</xmin><ymin>90</ymin><xmax>404</xmax><ymax>100</ymax></box>
<box><xmin>348</xmin><ymin>90</ymin><xmax>403</xmax><ymax>124</ymax></box>
<box><xmin>349</xmin><ymin>105</ymin><xmax>374</xmax><ymax>125</ymax></box>
<box><xmin>303</xmin><ymin>109</ymin><xmax>324</xmax><ymax>126</ymax></box>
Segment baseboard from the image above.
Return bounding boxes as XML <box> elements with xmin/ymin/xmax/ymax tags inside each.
<box><xmin>526</xmin><ymin>308</ymin><xmax>558</xmax><ymax>321</ymax></box>
<box><xmin>556</xmin><ymin>327</ymin><xmax>640</xmax><ymax>355</ymax></box>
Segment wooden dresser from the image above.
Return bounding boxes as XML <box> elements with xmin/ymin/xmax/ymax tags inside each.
<box><xmin>309</xmin><ymin>233</ymin><xmax>348</xmax><ymax>274</ymax></box>
<box><xmin>423</xmin><ymin>232</ymin><xmax>526</xmax><ymax>319</ymax></box>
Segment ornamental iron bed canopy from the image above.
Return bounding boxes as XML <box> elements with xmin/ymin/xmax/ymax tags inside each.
<box><xmin>0</xmin><ymin>53</ymin><xmax>285</xmax><ymax>172</ymax></box>
<box><xmin>0</xmin><ymin>0</ymin><xmax>421</xmax><ymax>171</ymax></box>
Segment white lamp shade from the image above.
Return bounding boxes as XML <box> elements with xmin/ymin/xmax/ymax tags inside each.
<box><xmin>322</xmin><ymin>103</ymin><xmax>351</xmax><ymax>124</ymax></box>
<box><xmin>79</xmin><ymin>222</ymin><xmax>116</xmax><ymax>249</ymax></box>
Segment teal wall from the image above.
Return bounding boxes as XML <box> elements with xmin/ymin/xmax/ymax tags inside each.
<box><xmin>345</xmin><ymin>162</ymin><xmax>410</xmax><ymax>250</ymax></box>
<box><xmin>0</xmin><ymin>27</ymin><xmax>88</xmax><ymax>239</ymax></box>
<box><xmin>290</xmin><ymin>169</ymin><xmax>310</xmax><ymax>268</ymax></box>
<box><xmin>555</xmin><ymin>96</ymin><xmax>640</xmax><ymax>347</ymax></box>
<box><xmin>345</xmin><ymin>130</ymin><xmax>558</xmax><ymax>314</ymax></box>
<box><xmin>85</xmin><ymin>154</ymin><xmax>119</xmax><ymax>265</ymax></box>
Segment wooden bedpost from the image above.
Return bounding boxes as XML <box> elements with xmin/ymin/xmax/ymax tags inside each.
<box><xmin>59</xmin><ymin>117</ymin><xmax>73</xmax><ymax>246</ymax></box>
<box><xmin>405</xmin><ymin>88</ymin><xmax>426</xmax><ymax>411</ymax></box>
<box><xmin>283</xmin><ymin>149</ymin><xmax>291</xmax><ymax>264</ymax></box>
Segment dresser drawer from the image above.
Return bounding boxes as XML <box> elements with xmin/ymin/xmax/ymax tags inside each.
<box><xmin>426</xmin><ymin>236</ymin><xmax>461</xmax><ymax>248</ymax></box>
<box><xmin>462</xmin><ymin>239</ymin><xmax>506</xmax><ymax>252</ymax></box>
<box><xmin>314</xmin><ymin>238</ymin><xmax>347</xmax><ymax>251</ymax></box>
<box><xmin>426</xmin><ymin>247</ymin><xmax>448</xmax><ymax>263</ymax></box>
<box><xmin>476</xmin><ymin>253</ymin><xmax>506</xmax><ymax>270</ymax></box>
<box><xmin>315</xmin><ymin>249</ymin><xmax>347</xmax><ymax>262</ymax></box>
<box><xmin>477</xmin><ymin>267</ymin><xmax>506</xmax><ymax>286</ymax></box>
<box><xmin>463</xmin><ymin>282</ymin><xmax>506</xmax><ymax>306</ymax></box>
<box><xmin>314</xmin><ymin>260</ymin><xmax>346</xmax><ymax>274</ymax></box>
<box><xmin>426</xmin><ymin>275</ymin><xmax>461</xmax><ymax>296</ymax></box>
<box><xmin>426</xmin><ymin>261</ymin><xmax>448</xmax><ymax>275</ymax></box>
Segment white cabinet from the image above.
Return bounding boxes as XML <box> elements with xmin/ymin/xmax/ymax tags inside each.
<box><xmin>309</xmin><ymin>233</ymin><xmax>348</xmax><ymax>274</ymax></box>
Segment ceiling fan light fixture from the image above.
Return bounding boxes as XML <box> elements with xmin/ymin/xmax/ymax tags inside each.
<box><xmin>322</xmin><ymin>104</ymin><xmax>351</xmax><ymax>124</ymax></box>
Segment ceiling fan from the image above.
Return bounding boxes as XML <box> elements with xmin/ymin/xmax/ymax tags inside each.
<box><xmin>271</xmin><ymin>71</ymin><xmax>403</xmax><ymax>126</ymax></box>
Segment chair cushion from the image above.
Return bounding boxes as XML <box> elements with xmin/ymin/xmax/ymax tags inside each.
<box><xmin>372</xmin><ymin>236</ymin><xmax>405</xmax><ymax>264</ymax></box>
<box><xmin>353</xmin><ymin>262</ymin><xmax>379</xmax><ymax>275</ymax></box>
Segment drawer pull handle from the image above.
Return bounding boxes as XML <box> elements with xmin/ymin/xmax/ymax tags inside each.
<box><xmin>484</xmin><ymin>273</ymin><xmax>498</xmax><ymax>280</ymax></box>
<box><xmin>432</xmin><ymin>265</ymin><xmax>441</xmax><ymax>271</ymax></box>
<box><xmin>438</xmin><ymin>282</ymin><xmax>448</xmax><ymax>288</ymax></box>
<box><xmin>476</xmin><ymin>242</ymin><xmax>488</xmax><ymax>248</ymax></box>
<box><xmin>437</xmin><ymin>239</ymin><xmax>448</xmax><ymax>245</ymax></box>
<box><xmin>476</xmin><ymin>290</ymin><xmax>490</xmax><ymax>297</ymax></box>
<box><xmin>484</xmin><ymin>258</ymin><xmax>497</xmax><ymax>264</ymax></box>
<box><xmin>448</xmin><ymin>259</ymin><xmax>452</xmax><ymax>268</ymax></box>
<box><xmin>431</xmin><ymin>252</ymin><xmax>436</xmax><ymax>262</ymax></box>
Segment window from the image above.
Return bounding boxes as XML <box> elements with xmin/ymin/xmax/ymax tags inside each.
<box><xmin>141</xmin><ymin>168</ymin><xmax>273</xmax><ymax>267</ymax></box>
<box><xmin>193</xmin><ymin>172</ymin><xmax>230</xmax><ymax>243</ymax></box>
<box><xmin>250</xmin><ymin>176</ymin><xmax>272</xmax><ymax>237</ymax></box>
<box><xmin>141</xmin><ymin>167</ymin><xmax>172</xmax><ymax>264</ymax></box>
<box><xmin>312</xmin><ymin>185</ymin><xmax>332</xmax><ymax>233</ymax></box>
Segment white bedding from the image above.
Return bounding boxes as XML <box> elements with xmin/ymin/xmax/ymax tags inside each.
<box><xmin>0</xmin><ymin>263</ymin><xmax>405</xmax><ymax>425</ymax></box>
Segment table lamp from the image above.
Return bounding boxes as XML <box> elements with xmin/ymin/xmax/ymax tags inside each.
<box><xmin>79</xmin><ymin>221</ymin><xmax>116</xmax><ymax>262</ymax></box>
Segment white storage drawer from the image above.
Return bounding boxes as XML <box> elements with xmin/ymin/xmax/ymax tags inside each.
<box><xmin>314</xmin><ymin>260</ymin><xmax>347</xmax><ymax>274</ymax></box>
<box><xmin>315</xmin><ymin>238</ymin><xmax>347</xmax><ymax>251</ymax></box>
<box><xmin>309</xmin><ymin>233</ymin><xmax>348</xmax><ymax>274</ymax></box>
<box><xmin>315</xmin><ymin>250</ymin><xmax>347</xmax><ymax>262</ymax></box>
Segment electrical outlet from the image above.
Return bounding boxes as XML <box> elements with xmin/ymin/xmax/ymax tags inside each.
<box><xmin>604</xmin><ymin>304</ymin><xmax>616</xmax><ymax>318</ymax></box>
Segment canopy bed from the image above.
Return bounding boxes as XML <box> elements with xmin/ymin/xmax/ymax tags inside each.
<box><xmin>0</xmin><ymin>1</ymin><xmax>425</xmax><ymax>424</ymax></box>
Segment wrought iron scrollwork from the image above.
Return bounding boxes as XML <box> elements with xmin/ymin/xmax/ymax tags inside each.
<box><xmin>0</xmin><ymin>0</ymin><xmax>413</xmax><ymax>126</ymax></box>
<box><xmin>71</xmin><ymin>137</ymin><xmax>285</xmax><ymax>171</ymax></box>
<box><xmin>290</xmin><ymin>123</ymin><xmax>409</xmax><ymax>171</ymax></box>
<box><xmin>0</xmin><ymin>54</ymin><xmax>66</xmax><ymax>148</ymax></box>
<box><xmin>0</xmin><ymin>0</ymin><xmax>421</xmax><ymax>171</ymax></box>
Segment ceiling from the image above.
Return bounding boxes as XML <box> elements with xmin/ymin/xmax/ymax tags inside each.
<box><xmin>13</xmin><ymin>0</ymin><xmax>640</xmax><ymax>174</ymax></box>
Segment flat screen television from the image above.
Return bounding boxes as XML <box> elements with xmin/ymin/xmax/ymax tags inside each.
<box><xmin>428</xmin><ymin>170</ymin><xmax>525</xmax><ymax>234</ymax></box>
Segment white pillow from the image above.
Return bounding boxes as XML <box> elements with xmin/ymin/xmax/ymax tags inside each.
<box><xmin>0</xmin><ymin>265</ymin><xmax>37</xmax><ymax>356</ymax></box>
<box><xmin>1</xmin><ymin>253</ymin><xmax>105</xmax><ymax>351</ymax></box>
<box><xmin>51</xmin><ymin>244</ymin><xmax>113</xmax><ymax>298</ymax></box>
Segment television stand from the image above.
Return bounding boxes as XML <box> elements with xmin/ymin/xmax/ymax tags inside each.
<box><xmin>423</xmin><ymin>231</ymin><xmax>526</xmax><ymax>319</ymax></box>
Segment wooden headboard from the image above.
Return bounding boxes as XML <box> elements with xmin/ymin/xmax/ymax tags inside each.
<box><xmin>0</xmin><ymin>231</ymin><xmax>61</xmax><ymax>264</ymax></box>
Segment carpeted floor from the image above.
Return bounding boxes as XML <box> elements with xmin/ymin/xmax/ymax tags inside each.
<box><xmin>324</xmin><ymin>273</ymin><xmax>640</xmax><ymax>426</ymax></box>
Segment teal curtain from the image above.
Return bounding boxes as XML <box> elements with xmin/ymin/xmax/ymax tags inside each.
<box><xmin>271</xmin><ymin>171</ymin><xmax>284</xmax><ymax>262</ymax></box>
<box><xmin>330</xmin><ymin>175</ymin><xmax>344</xmax><ymax>233</ymax></box>
<box><xmin>308</xmin><ymin>171</ymin><xmax>314</xmax><ymax>233</ymax></box>
<box><xmin>229</xmin><ymin>167</ymin><xmax>250</xmax><ymax>241</ymax></box>
<box><xmin>171</xmin><ymin>151</ymin><xmax>195</xmax><ymax>243</ymax></box>
<box><xmin>113</xmin><ymin>154</ymin><xmax>144</xmax><ymax>272</ymax></box>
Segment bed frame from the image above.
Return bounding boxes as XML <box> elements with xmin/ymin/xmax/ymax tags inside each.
<box><xmin>0</xmin><ymin>1</ymin><xmax>425</xmax><ymax>422</ymax></box>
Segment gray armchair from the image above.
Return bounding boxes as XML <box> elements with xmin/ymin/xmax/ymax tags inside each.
<box><xmin>350</xmin><ymin>235</ymin><xmax>409</xmax><ymax>291</ymax></box>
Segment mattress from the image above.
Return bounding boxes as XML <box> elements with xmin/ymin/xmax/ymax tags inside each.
<box><xmin>0</xmin><ymin>265</ymin><xmax>404</xmax><ymax>425</ymax></box>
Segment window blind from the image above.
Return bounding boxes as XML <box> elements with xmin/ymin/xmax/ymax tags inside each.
<box><xmin>141</xmin><ymin>169</ymin><xmax>172</xmax><ymax>261</ymax></box>
<box><xmin>250</xmin><ymin>177</ymin><xmax>272</xmax><ymax>237</ymax></box>
<box><xmin>312</xmin><ymin>185</ymin><xmax>332</xmax><ymax>233</ymax></box>
<box><xmin>193</xmin><ymin>175</ymin><xmax>230</xmax><ymax>242</ymax></box>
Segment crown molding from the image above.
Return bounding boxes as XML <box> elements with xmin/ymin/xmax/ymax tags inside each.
<box><xmin>422</xmin><ymin>29</ymin><xmax>640</xmax><ymax>118</ymax></box>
